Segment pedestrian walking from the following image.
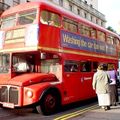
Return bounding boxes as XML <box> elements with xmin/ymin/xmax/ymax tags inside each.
<box><xmin>92</xmin><ymin>64</ymin><xmax>110</xmax><ymax>111</ymax></box>
<box><xmin>107</xmin><ymin>64</ymin><xmax>118</xmax><ymax>106</ymax></box>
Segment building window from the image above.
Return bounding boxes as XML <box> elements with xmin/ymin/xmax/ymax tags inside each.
<box><xmin>59</xmin><ymin>0</ymin><xmax>63</xmax><ymax>6</ymax></box>
<box><xmin>0</xmin><ymin>0</ymin><xmax>4</xmax><ymax>2</ymax></box>
<box><xmin>90</xmin><ymin>4</ymin><xmax>93</xmax><ymax>8</ymax></box>
<box><xmin>90</xmin><ymin>15</ymin><xmax>93</xmax><ymax>21</ymax></box>
<box><xmin>77</xmin><ymin>9</ymin><xmax>80</xmax><ymax>15</ymax></box>
<box><xmin>96</xmin><ymin>19</ymin><xmax>98</xmax><ymax>24</ymax></box>
<box><xmin>69</xmin><ymin>4</ymin><xmax>73</xmax><ymax>11</ymax></box>
<box><xmin>84</xmin><ymin>12</ymin><xmax>87</xmax><ymax>18</ymax></box>
<box><xmin>101</xmin><ymin>21</ymin><xmax>103</xmax><ymax>26</ymax></box>
<box><xmin>13</xmin><ymin>0</ymin><xmax>20</xmax><ymax>6</ymax></box>
<box><xmin>84</xmin><ymin>0</ymin><xmax>87</xmax><ymax>4</ymax></box>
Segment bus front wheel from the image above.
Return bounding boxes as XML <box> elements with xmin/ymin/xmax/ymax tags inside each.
<box><xmin>35</xmin><ymin>91</ymin><xmax>60</xmax><ymax>115</ymax></box>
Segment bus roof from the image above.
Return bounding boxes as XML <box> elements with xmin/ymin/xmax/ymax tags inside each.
<box><xmin>1</xmin><ymin>0</ymin><xmax>120</xmax><ymax>38</ymax></box>
<box><xmin>1</xmin><ymin>2</ymin><xmax>41</xmax><ymax>16</ymax></box>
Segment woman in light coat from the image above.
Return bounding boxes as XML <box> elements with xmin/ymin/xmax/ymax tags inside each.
<box><xmin>92</xmin><ymin>64</ymin><xmax>110</xmax><ymax>111</ymax></box>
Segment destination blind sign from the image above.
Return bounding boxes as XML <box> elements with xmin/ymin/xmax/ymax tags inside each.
<box><xmin>61</xmin><ymin>30</ymin><xmax>116</xmax><ymax>56</ymax></box>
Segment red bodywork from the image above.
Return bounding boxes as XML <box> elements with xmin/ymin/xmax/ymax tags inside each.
<box><xmin>0</xmin><ymin>0</ymin><xmax>119</xmax><ymax>111</ymax></box>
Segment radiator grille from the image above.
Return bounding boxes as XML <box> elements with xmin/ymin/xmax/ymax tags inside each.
<box><xmin>0</xmin><ymin>86</ymin><xmax>18</xmax><ymax>105</ymax></box>
<box><xmin>9</xmin><ymin>87</ymin><xmax>18</xmax><ymax>104</ymax></box>
<box><xmin>0</xmin><ymin>86</ymin><xmax>8</xmax><ymax>102</ymax></box>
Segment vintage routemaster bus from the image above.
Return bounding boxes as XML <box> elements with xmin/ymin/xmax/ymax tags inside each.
<box><xmin>0</xmin><ymin>0</ymin><xmax>120</xmax><ymax>115</ymax></box>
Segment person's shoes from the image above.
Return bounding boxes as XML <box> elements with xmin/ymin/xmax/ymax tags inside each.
<box><xmin>114</xmin><ymin>103</ymin><xmax>117</xmax><ymax>106</ymax></box>
<box><xmin>101</xmin><ymin>106</ymin><xmax>108</xmax><ymax>111</ymax></box>
<box><xmin>110</xmin><ymin>103</ymin><xmax>117</xmax><ymax>106</ymax></box>
<box><xmin>111</xmin><ymin>103</ymin><xmax>117</xmax><ymax>106</ymax></box>
<box><xmin>104</xmin><ymin>107</ymin><xmax>107</xmax><ymax>111</ymax></box>
<box><xmin>107</xmin><ymin>106</ymin><xmax>110</xmax><ymax>110</ymax></box>
<box><xmin>101</xmin><ymin>106</ymin><xmax>105</xmax><ymax>109</ymax></box>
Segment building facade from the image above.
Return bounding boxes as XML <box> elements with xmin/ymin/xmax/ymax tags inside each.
<box><xmin>0</xmin><ymin>0</ymin><xmax>10</xmax><ymax>15</ymax></box>
<box><xmin>0</xmin><ymin>0</ymin><xmax>106</xmax><ymax>27</ymax></box>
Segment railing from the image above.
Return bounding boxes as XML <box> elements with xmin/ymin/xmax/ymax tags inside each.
<box><xmin>68</xmin><ymin>0</ymin><xmax>105</xmax><ymax>21</ymax></box>
<box><xmin>0</xmin><ymin>2</ymin><xmax>10</xmax><ymax>14</ymax></box>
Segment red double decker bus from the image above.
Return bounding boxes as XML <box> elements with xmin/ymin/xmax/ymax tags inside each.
<box><xmin>0</xmin><ymin>0</ymin><xmax>120</xmax><ymax>115</ymax></box>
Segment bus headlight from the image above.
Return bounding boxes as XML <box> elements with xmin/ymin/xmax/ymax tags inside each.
<box><xmin>26</xmin><ymin>90</ymin><xmax>33</xmax><ymax>98</ymax></box>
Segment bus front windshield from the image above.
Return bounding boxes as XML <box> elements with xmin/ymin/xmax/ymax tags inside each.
<box><xmin>1</xmin><ymin>9</ymin><xmax>37</xmax><ymax>29</ymax></box>
<box><xmin>0</xmin><ymin>53</ymin><xmax>10</xmax><ymax>73</ymax></box>
<box><xmin>13</xmin><ymin>54</ymin><xmax>35</xmax><ymax>73</ymax></box>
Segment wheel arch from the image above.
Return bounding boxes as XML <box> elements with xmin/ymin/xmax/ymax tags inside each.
<box><xmin>39</xmin><ymin>86</ymin><xmax>62</xmax><ymax>105</ymax></box>
<box><xmin>34</xmin><ymin>86</ymin><xmax>62</xmax><ymax>115</ymax></box>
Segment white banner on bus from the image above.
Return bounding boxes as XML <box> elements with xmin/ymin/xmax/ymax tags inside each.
<box><xmin>25</xmin><ymin>24</ymin><xmax>39</xmax><ymax>47</ymax></box>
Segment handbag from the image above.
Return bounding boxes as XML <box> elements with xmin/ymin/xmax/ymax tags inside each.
<box><xmin>107</xmin><ymin>75</ymin><xmax>112</xmax><ymax>83</ymax></box>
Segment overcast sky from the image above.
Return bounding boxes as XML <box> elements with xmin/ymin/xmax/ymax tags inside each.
<box><xmin>98</xmin><ymin>0</ymin><xmax>120</xmax><ymax>34</ymax></box>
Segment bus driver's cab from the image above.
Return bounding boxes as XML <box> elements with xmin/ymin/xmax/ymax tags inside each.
<box><xmin>11</xmin><ymin>52</ymin><xmax>62</xmax><ymax>81</ymax></box>
<box><xmin>12</xmin><ymin>53</ymin><xmax>35</xmax><ymax>74</ymax></box>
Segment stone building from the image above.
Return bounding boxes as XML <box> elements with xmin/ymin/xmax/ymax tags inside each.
<box><xmin>0</xmin><ymin>0</ymin><xmax>10</xmax><ymax>15</ymax></box>
<box><xmin>0</xmin><ymin>0</ymin><xmax>106</xmax><ymax>27</ymax></box>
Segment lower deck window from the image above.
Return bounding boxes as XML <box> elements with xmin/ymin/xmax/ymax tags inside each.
<box><xmin>80</xmin><ymin>61</ymin><xmax>92</xmax><ymax>72</ymax></box>
<box><xmin>64</xmin><ymin>60</ymin><xmax>78</xmax><ymax>72</ymax></box>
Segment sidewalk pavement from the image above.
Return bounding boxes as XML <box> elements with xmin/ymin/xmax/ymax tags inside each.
<box><xmin>71</xmin><ymin>104</ymin><xmax>120</xmax><ymax>120</ymax></box>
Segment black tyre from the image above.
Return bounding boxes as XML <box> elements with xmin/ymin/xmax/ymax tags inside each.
<box><xmin>35</xmin><ymin>91</ymin><xmax>60</xmax><ymax>115</ymax></box>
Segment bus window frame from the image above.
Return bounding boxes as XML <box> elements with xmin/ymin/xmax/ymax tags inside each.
<box><xmin>92</xmin><ymin>61</ymin><xmax>98</xmax><ymax>72</ymax></box>
<box><xmin>1</xmin><ymin>15</ymin><xmax>16</xmax><ymax>29</ymax></box>
<box><xmin>106</xmin><ymin>35</ymin><xmax>114</xmax><ymax>45</ymax></box>
<box><xmin>1</xmin><ymin>8</ymin><xmax>38</xmax><ymax>29</ymax></box>
<box><xmin>17</xmin><ymin>9</ymin><xmax>37</xmax><ymax>25</ymax></box>
<box><xmin>80</xmin><ymin>61</ymin><xmax>92</xmax><ymax>72</ymax></box>
<box><xmin>64</xmin><ymin>60</ymin><xmax>79</xmax><ymax>72</ymax></box>
<box><xmin>97</xmin><ymin>30</ymin><xmax>105</xmax><ymax>41</ymax></box>
<box><xmin>78</xmin><ymin>23</ymin><xmax>91</xmax><ymax>37</ymax></box>
<box><xmin>40</xmin><ymin>10</ymin><xmax>61</xmax><ymax>27</ymax></box>
<box><xmin>90</xmin><ymin>28</ymin><xmax>97</xmax><ymax>39</ymax></box>
<box><xmin>63</xmin><ymin>17</ymin><xmax>78</xmax><ymax>33</ymax></box>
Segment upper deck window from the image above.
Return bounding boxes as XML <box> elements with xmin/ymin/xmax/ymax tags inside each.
<box><xmin>40</xmin><ymin>10</ymin><xmax>61</xmax><ymax>27</ymax></box>
<box><xmin>63</xmin><ymin>18</ymin><xmax>78</xmax><ymax>33</ymax></box>
<box><xmin>18</xmin><ymin>9</ymin><xmax>37</xmax><ymax>25</ymax></box>
<box><xmin>1</xmin><ymin>15</ymin><xmax>16</xmax><ymax>29</ymax></box>
<box><xmin>113</xmin><ymin>37</ymin><xmax>120</xmax><ymax>46</ymax></box>
<box><xmin>90</xmin><ymin>28</ymin><xmax>96</xmax><ymax>39</ymax></box>
<box><xmin>107</xmin><ymin>35</ymin><xmax>114</xmax><ymax>45</ymax></box>
<box><xmin>97</xmin><ymin>30</ymin><xmax>105</xmax><ymax>41</ymax></box>
<box><xmin>1</xmin><ymin>9</ymin><xmax>37</xmax><ymax>29</ymax></box>
<box><xmin>79</xmin><ymin>24</ymin><xmax>90</xmax><ymax>37</ymax></box>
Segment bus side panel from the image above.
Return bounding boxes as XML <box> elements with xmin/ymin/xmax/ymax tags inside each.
<box><xmin>39</xmin><ymin>24</ymin><xmax>60</xmax><ymax>49</ymax></box>
<box><xmin>63</xmin><ymin>71</ymin><xmax>96</xmax><ymax>104</ymax></box>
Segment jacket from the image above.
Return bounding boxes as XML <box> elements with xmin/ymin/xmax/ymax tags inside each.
<box><xmin>92</xmin><ymin>69</ymin><xmax>110</xmax><ymax>94</ymax></box>
<box><xmin>107</xmin><ymin>70</ymin><xmax>117</xmax><ymax>85</ymax></box>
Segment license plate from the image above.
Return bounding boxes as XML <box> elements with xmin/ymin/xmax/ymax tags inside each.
<box><xmin>3</xmin><ymin>102</ymin><xmax>14</xmax><ymax>108</ymax></box>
